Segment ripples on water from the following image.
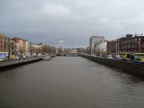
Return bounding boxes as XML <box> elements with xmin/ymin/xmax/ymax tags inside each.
<box><xmin>0</xmin><ymin>57</ymin><xmax>144</xmax><ymax>108</ymax></box>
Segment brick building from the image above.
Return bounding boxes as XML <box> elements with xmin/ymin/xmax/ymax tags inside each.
<box><xmin>0</xmin><ymin>33</ymin><xmax>10</xmax><ymax>52</ymax></box>
<box><xmin>11</xmin><ymin>37</ymin><xmax>26</xmax><ymax>57</ymax></box>
<box><xmin>118</xmin><ymin>34</ymin><xmax>144</xmax><ymax>53</ymax></box>
<box><xmin>107</xmin><ymin>40</ymin><xmax>116</xmax><ymax>54</ymax></box>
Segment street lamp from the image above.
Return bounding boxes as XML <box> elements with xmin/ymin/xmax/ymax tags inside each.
<box><xmin>116</xmin><ymin>35</ymin><xmax>120</xmax><ymax>58</ymax></box>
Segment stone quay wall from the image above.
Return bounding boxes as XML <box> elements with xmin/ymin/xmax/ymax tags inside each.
<box><xmin>81</xmin><ymin>55</ymin><xmax>144</xmax><ymax>77</ymax></box>
<box><xmin>0</xmin><ymin>57</ymin><xmax>42</xmax><ymax>70</ymax></box>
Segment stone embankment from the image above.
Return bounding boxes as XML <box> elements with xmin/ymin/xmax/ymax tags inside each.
<box><xmin>81</xmin><ymin>55</ymin><xmax>144</xmax><ymax>77</ymax></box>
<box><xmin>0</xmin><ymin>57</ymin><xmax>42</xmax><ymax>70</ymax></box>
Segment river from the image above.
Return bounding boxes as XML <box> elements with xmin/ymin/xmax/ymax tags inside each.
<box><xmin>0</xmin><ymin>56</ymin><xmax>144</xmax><ymax>108</ymax></box>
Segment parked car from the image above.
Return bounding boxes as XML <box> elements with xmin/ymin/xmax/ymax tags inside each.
<box><xmin>23</xmin><ymin>56</ymin><xmax>26</xmax><ymax>59</ymax></box>
<box><xmin>91</xmin><ymin>54</ymin><xmax>97</xmax><ymax>57</ymax></box>
<box><xmin>0</xmin><ymin>58</ymin><xmax>4</xmax><ymax>61</ymax></box>
<box><xmin>16</xmin><ymin>56</ymin><xmax>19</xmax><ymax>59</ymax></box>
<box><xmin>107</xmin><ymin>54</ymin><xmax>113</xmax><ymax>59</ymax></box>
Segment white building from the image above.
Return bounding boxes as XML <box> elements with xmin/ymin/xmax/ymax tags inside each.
<box><xmin>95</xmin><ymin>41</ymin><xmax>107</xmax><ymax>56</ymax></box>
<box><xmin>99</xmin><ymin>41</ymin><xmax>107</xmax><ymax>52</ymax></box>
<box><xmin>15</xmin><ymin>43</ymin><xmax>19</xmax><ymax>52</ymax></box>
<box><xmin>59</xmin><ymin>39</ymin><xmax>64</xmax><ymax>51</ymax></box>
<box><xmin>89</xmin><ymin>36</ymin><xmax>105</xmax><ymax>54</ymax></box>
<box><xmin>25</xmin><ymin>41</ymin><xmax>31</xmax><ymax>57</ymax></box>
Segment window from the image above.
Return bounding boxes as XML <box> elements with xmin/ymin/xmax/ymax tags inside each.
<box><xmin>142</xmin><ymin>43</ymin><xmax>144</xmax><ymax>48</ymax></box>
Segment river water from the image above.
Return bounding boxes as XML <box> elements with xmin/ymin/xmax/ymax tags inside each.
<box><xmin>0</xmin><ymin>57</ymin><xmax>144</xmax><ymax>108</ymax></box>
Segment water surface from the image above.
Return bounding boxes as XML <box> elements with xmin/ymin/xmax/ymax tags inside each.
<box><xmin>0</xmin><ymin>57</ymin><xmax>144</xmax><ymax>108</ymax></box>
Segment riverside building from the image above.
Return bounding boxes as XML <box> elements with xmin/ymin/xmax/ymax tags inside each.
<box><xmin>59</xmin><ymin>39</ymin><xmax>64</xmax><ymax>52</ymax></box>
<box><xmin>89</xmin><ymin>36</ymin><xmax>105</xmax><ymax>54</ymax></box>
<box><xmin>0</xmin><ymin>33</ymin><xmax>9</xmax><ymax>52</ymax></box>
<box><xmin>11</xmin><ymin>37</ymin><xmax>26</xmax><ymax>58</ymax></box>
<box><xmin>0</xmin><ymin>33</ymin><xmax>10</xmax><ymax>59</ymax></box>
<box><xmin>118</xmin><ymin>34</ymin><xmax>144</xmax><ymax>53</ymax></box>
<box><xmin>107</xmin><ymin>40</ymin><xmax>116</xmax><ymax>54</ymax></box>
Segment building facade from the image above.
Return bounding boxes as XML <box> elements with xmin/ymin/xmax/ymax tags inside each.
<box><xmin>89</xmin><ymin>36</ymin><xmax>105</xmax><ymax>54</ymax></box>
<box><xmin>0</xmin><ymin>33</ymin><xmax>10</xmax><ymax>59</ymax></box>
<box><xmin>99</xmin><ymin>41</ymin><xmax>107</xmax><ymax>52</ymax></box>
<box><xmin>94</xmin><ymin>41</ymin><xmax>107</xmax><ymax>56</ymax></box>
<box><xmin>107</xmin><ymin>40</ymin><xmax>116</xmax><ymax>54</ymax></box>
<box><xmin>118</xmin><ymin>34</ymin><xmax>144</xmax><ymax>53</ymax></box>
<box><xmin>0</xmin><ymin>33</ymin><xmax>9</xmax><ymax>52</ymax></box>
<box><xmin>11</xmin><ymin>37</ymin><xmax>26</xmax><ymax>57</ymax></box>
<box><xmin>25</xmin><ymin>40</ymin><xmax>32</xmax><ymax>57</ymax></box>
<box><xmin>59</xmin><ymin>39</ymin><xmax>64</xmax><ymax>52</ymax></box>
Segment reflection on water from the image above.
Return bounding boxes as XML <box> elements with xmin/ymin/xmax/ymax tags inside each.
<box><xmin>0</xmin><ymin>57</ymin><xmax>144</xmax><ymax>108</ymax></box>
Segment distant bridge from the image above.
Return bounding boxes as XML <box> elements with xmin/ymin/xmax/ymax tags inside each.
<box><xmin>57</xmin><ymin>52</ymin><xmax>78</xmax><ymax>57</ymax></box>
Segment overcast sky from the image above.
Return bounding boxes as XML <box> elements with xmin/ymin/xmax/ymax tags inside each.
<box><xmin>1</xmin><ymin>0</ymin><xmax>144</xmax><ymax>47</ymax></box>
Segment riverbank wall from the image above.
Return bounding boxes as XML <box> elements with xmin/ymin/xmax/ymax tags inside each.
<box><xmin>81</xmin><ymin>55</ymin><xmax>144</xmax><ymax>77</ymax></box>
<box><xmin>0</xmin><ymin>57</ymin><xmax>42</xmax><ymax>70</ymax></box>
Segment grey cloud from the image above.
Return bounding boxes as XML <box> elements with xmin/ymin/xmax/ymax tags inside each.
<box><xmin>1</xmin><ymin>0</ymin><xmax>144</xmax><ymax>47</ymax></box>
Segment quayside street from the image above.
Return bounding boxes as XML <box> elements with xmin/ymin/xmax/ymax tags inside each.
<box><xmin>0</xmin><ymin>56</ymin><xmax>144</xmax><ymax>108</ymax></box>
